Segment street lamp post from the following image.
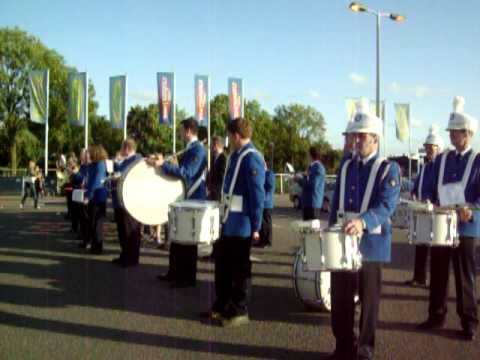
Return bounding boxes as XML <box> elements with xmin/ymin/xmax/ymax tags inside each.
<box><xmin>349</xmin><ymin>2</ymin><xmax>405</xmax><ymax>156</ymax></box>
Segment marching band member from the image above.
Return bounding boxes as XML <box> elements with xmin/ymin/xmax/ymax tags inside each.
<box><xmin>207</xmin><ymin>136</ymin><xmax>227</xmax><ymax>202</ymax></box>
<box><xmin>83</xmin><ymin>145</ymin><xmax>108</xmax><ymax>254</ymax></box>
<box><xmin>207</xmin><ymin>117</ymin><xmax>265</xmax><ymax>327</ymax></box>
<box><xmin>404</xmin><ymin>125</ymin><xmax>443</xmax><ymax>287</ymax></box>
<box><xmin>255</xmin><ymin>161</ymin><xmax>275</xmax><ymax>248</ymax></box>
<box><xmin>296</xmin><ymin>146</ymin><xmax>326</xmax><ymax>220</ymax></box>
<box><xmin>149</xmin><ymin>118</ymin><xmax>207</xmax><ymax>288</ymax></box>
<box><xmin>418</xmin><ymin>96</ymin><xmax>479</xmax><ymax>341</ymax></box>
<box><xmin>111</xmin><ymin>138</ymin><xmax>142</xmax><ymax>267</ymax></box>
<box><xmin>328</xmin><ymin>100</ymin><xmax>401</xmax><ymax>359</ymax></box>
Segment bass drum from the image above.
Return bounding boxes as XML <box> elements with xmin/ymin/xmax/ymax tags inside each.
<box><xmin>292</xmin><ymin>247</ymin><xmax>331</xmax><ymax>312</ymax></box>
<box><xmin>117</xmin><ymin>158</ymin><xmax>185</xmax><ymax>225</ymax></box>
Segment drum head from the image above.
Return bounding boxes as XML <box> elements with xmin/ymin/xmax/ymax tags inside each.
<box><xmin>118</xmin><ymin>159</ymin><xmax>185</xmax><ymax>225</ymax></box>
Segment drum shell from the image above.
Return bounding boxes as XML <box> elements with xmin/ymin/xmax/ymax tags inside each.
<box><xmin>72</xmin><ymin>189</ymin><xmax>85</xmax><ymax>203</ymax></box>
<box><xmin>392</xmin><ymin>202</ymin><xmax>409</xmax><ymax>229</ymax></box>
<box><xmin>409</xmin><ymin>210</ymin><xmax>458</xmax><ymax>247</ymax></box>
<box><xmin>304</xmin><ymin>228</ymin><xmax>361</xmax><ymax>272</ymax></box>
<box><xmin>168</xmin><ymin>200</ymin><xmax>220</xmax><ymax>245</ymax></box>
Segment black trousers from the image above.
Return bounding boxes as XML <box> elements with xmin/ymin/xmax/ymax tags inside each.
<box><xmin>302</xmin><ymin>207</ymin><xmax>322</xmax><ymax>221</ymax></box>
<box><xmin>259</xmin><ymin>208</ymin><xmax>272</xmax><ymax>246</ymax></box>
<box><xmin>71</xmin><ymin>201</ymin><xmax>82</xmax><ymax>232</ymax></box>
<box><xmin>412</xmin><ymin>245</ymin><xmax>429</xmax><ymax>283</ymax></box>
<box><xmin>331</xmin><ymin>263</ymin><xmax>382</xmax><ymax>360</ymax></box>
<box><xmin>21</xmin><ymin>182</ymin><xmax>38</xmax><ymax>208</ymax></box>
<box><xmin>114</xmin><ymin>207</ymin><xmax>141</xmax><ymax>265</ymax></box>
<box><xmin>428</xmin><ymin>236</ymin><xmax>478</xmax><ymax>329</ymax></box>
<box><xmin>214</xmin><ymin>235</ymin><xmax>252</xmax><ymax>318</ymax></box>
<box><xmin>88</xmin><ymin>201</ymin><xmax>106</xmax><ymax>252</ymax></box>
<box><xmin>79</xmin><ymin>204</ymin><xmax>89</xmax><ymax>245</ymax></box>
<box><xmin>168</xmin><ymin>242</ymin><xmax>198</xmax><ymax>284</ymax></box>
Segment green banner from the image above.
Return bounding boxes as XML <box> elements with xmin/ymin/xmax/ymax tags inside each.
<box><xmin>395</xmin><ymin>103</ymin><xmax>410</xmax><ymax>142</ymax></box>
<box><xmin>68</xmin><ymin>72</ymin><xmax>87</xmax><ymax>126</ymax></box>
<box><xmin>29</xmin><ymin>70</ymin><xmax>49</xmax><ymax>124</ymax></box>
<box><xmin>110</xmin><ymin>75</ymin><xmax>126</xmax><ymax>130</ymax></box>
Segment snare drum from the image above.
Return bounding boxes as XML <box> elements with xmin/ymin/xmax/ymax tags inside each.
<box><xmin>72</xmin><ymin>189</ymin><xmax>85</xmax><ymax>203</ymax></box>
<box><xmin>168</xmin><ymin>200</ymin><xmax>220</xmax><ymax>245</ymax></box>
<box><xmin>303</xmin><ymin>226</ymin><xmax>361</xmax><ymax>272</ymax></box>
<box><xmin>392</xmin><ymin>202</ymin><xmax>409</xmax><ymax>229</ymax></box>
<box><xmin>292</xmin><ymin>248</ymin><xmax>331</xmax><ymax>312</ymax></box>
<box><xmin>117</xmin><ymin>159</ymin><xmax>185</xmax><ymax>225</ymax></box>
<box><xmin>409</xmin><ymin>209</ymin><xmax>458</xmax><ymax>247</ymax></box>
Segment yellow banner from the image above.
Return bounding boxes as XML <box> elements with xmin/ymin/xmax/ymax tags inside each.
<box><xmin>394</xmin><ymin>103</ymin><xmax>410</xmax><ymax>142</ymax></box>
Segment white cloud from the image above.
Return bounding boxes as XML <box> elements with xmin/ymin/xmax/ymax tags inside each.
<box><xmin>129</xmin><ymin>91</ymin><xmax>157</xmax><ymax>104</ymax></box>
<box><xmin>413</xmin><ymin>85</ymin><xmax>431</xmax><ymax>98</ymax></box>
<box><xmin>349</xmin><ymin>72</ymin><xmax>367</xmax><ymax>85</ymax></box>
<box><xmin>306</xmin><ymin>88</ymin><xmax>321</xmax><ymax>99</ymax></box>
<box><xmin>388</xmin><ymin>81</ymin><xmax>401</xmax><ymax>93</ymax></box>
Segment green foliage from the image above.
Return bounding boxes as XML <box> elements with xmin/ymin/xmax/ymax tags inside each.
<box><xmin>0</xmin><ymin>26</ymin><xmax>342</xmax><ymax>175</ymax></box>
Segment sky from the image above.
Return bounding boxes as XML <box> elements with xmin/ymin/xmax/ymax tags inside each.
<box><xmin>2</xmin><ymin>0</ymin><xmax>480</xmax><ymax>154</ymax></box>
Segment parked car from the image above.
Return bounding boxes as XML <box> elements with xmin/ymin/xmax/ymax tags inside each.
<box><xmin>288</xmin><ymin>174</ymin><xmax>335</xmax><ymax>212</ymax></box>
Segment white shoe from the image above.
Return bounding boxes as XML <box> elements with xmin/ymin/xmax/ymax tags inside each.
<box><xmin>19</xmin><ymin>204</ymin><xmax>24</xmax><ymax>209</ymax></box>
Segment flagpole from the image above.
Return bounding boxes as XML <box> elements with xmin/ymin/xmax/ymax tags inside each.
<box><xmin>408</xmin><ymin>105</ymin><xmax>412</xmax><ymax>185</ymax></box>
<box><xmin>173</xmin><ymin>73</ymin><xmax>176</xmax><ymax>155</ymax></box>
<box><xmin>124</xmin><ymin>74</ymin><xmax>127</xmax><ymax>140</ymax></box>
<box><xmin>207</xmin><ymin>76</ymin><xmax>211</xmax><ymax>170</ymax></box>
<box><xmin>45</xmin><ymin>70</ymin><xmax>50</xmax><ymax>177</ymax></box>
<box><xmin>84</xmin><ymin>72</ymin><xmax>89</xmax><ymax>149</ymax></box>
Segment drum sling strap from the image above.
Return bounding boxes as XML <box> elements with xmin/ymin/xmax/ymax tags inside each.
<box><xmin>337</xmin><ymin>156</ymin><xmax>388</xmax><ymax>222</ymax></box>
<box><xmin>437</xmin><ymin>150</ymin><xmax>477</xmax><ymax>206</ymax></box>
<box><xmin>186</xmin><ymin>170</ymin><xmax>206</xmax><ymax>198</ymax></box>
<box><xmin>418</xmin><ymin>165</ymin><xmax>426</xmax><ymax>202</ymax></box>
<box><xmin>221</xmin><ymin>148</ymin><xmax>257</xmax><ymax>224</ymax></box>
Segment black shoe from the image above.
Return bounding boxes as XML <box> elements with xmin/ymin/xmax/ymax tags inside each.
<box><xmin>170</xmin><ymin>281</ymin><xmax>196</xmax><ymax>289</ymax></box>
<box><xmin>462</xmin><ymin>328</ymin><xmax>476</xmax><ymax>341</ymax></box>
<box><xmin>417</xmin><ymin>318</ymin><xmax>445</xmax><ymax>330</ymax></box>
<box><xmin>156</xmin><ymin>273</ymin><xmax>172</xmax><ymax>282</ymax></box>
<box><xmin>112</xmin><ymin>257</ymin><xmax>123</xmax><ymax>264</ymax></box>
<box><xmin>90</xmin><ymin>248</ymin><xmax>103</xmax><ymax>255</ymax></box>
<box><xmin>78</xmin><ymin>243</ymin><xmax>88</xmax><ymax>249</ymax></box>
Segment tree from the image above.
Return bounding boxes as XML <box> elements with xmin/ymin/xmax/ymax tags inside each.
<box><xmin>0</xmin><ymin>27</ymin><xmax>99</xmax><ymax>171</ymax></box>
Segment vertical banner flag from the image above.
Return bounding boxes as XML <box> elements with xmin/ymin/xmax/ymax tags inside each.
<box><xmin>109</xmin><ymin>75</ymin><xmax>127</xmax><ymax>130</ymax></box>
<box><xmin>68</xmin><ymin>72</ymin><xmax>87</xmax><ymax>126</ymax></box>
<box><xmin>394</xmin><ymin>103</ymin><xmax>410</xmax><ymax>142</ymax></box>
<box><xmin>157</xmin><ymin>72</ymin><xmax>175</xmax><ymax>125</ymax></box>
<box><xmin>29</xmin><ymin>70</ymin><xmax>49</xmax><ymax>124</ymax></box>
<box><xmin>195</xmin><ymin>75</ymin><xmax>210</xmax><ymax>126</ymax></box>
<box><xmin>228</xmin><ymin>77</ymin><xmax>244</xmax><ymax>120</ymax></box>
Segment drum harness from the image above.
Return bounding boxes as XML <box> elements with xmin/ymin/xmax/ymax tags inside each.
<box><xmin>221</xmin><ymin>148</ymin><xmax>258</xmax><ymax>225</ymax></box>
<box><xmin>336</xmin><ymin>156</ymin><xmax>390</xmax><ymax>264</ymax></box>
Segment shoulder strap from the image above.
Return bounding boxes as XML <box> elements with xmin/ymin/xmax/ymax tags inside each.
<box><xmin>338</xmin><ymin>159</ymin><xmax>352</xmax><ymax>217</ymax></box>
<box><xmin>437</xmin><ymin>151</ymin><xmax>449</xmax><ymax>195</ymax></box>
<box><xmin>360</xmin><ymin>157</ymin><xmax>386</xmax><ymax>212</ymax></box>
<box><xmin>418</xmin><ymin>165</ymin><xmax>426</xmax><ymax>202</ymax></box>
<box><xmin>461</xmin><ymin>150</ymin><xmax>477</xmax><ymax>188</ymax></box>
<box><xmin>222</xmin><ymin>148</ymin><xmax>257</xmax><ymax>223</ymax></box>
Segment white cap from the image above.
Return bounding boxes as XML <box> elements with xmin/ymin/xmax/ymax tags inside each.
<box><xmin>347</xmin><ymin>97</ymin><xmax>383</xmax><ymax>137</ymax></box>
<box><xmin>446</xmin><ymin>96</ymin><xmax>478</xmax><ymax>134</ymax></box>
<box><xmin>424</xmin><ymin>124</ymin><xmax>444</xmax><ymax>149</ymax></box>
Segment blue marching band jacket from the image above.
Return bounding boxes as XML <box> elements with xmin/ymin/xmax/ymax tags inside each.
<box><xmin>221</xmin><ymin>142</ymin><xmax>266</xmax><ymax>238</ymax></box>
<box><xmin>298</xmin><ymin>160</ymin><xmax>326</xmax><ymax>209</ymax></box>
<box><xmin>329</xmin><ymin>153</ymin><xmax>401</xmax><ymax>262</ymax></box>
<box><xmin>412</xmin><ymin>160</ymin><xmax>436</xmax><ymax>202</ymax></box>
<box><xmin>85</xmin><ymin>160</ymin><xmax>108</xmax><ymax>204</ymax></box>
<box><xmin>427</xmin><ymin>148</ymin><xmax>480</xmax><ymax>238</ymax></box>
<box><xmin>162</xmin><ymin>139</ymin><xmax>208</xmax><ymax>201</ymax></box>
